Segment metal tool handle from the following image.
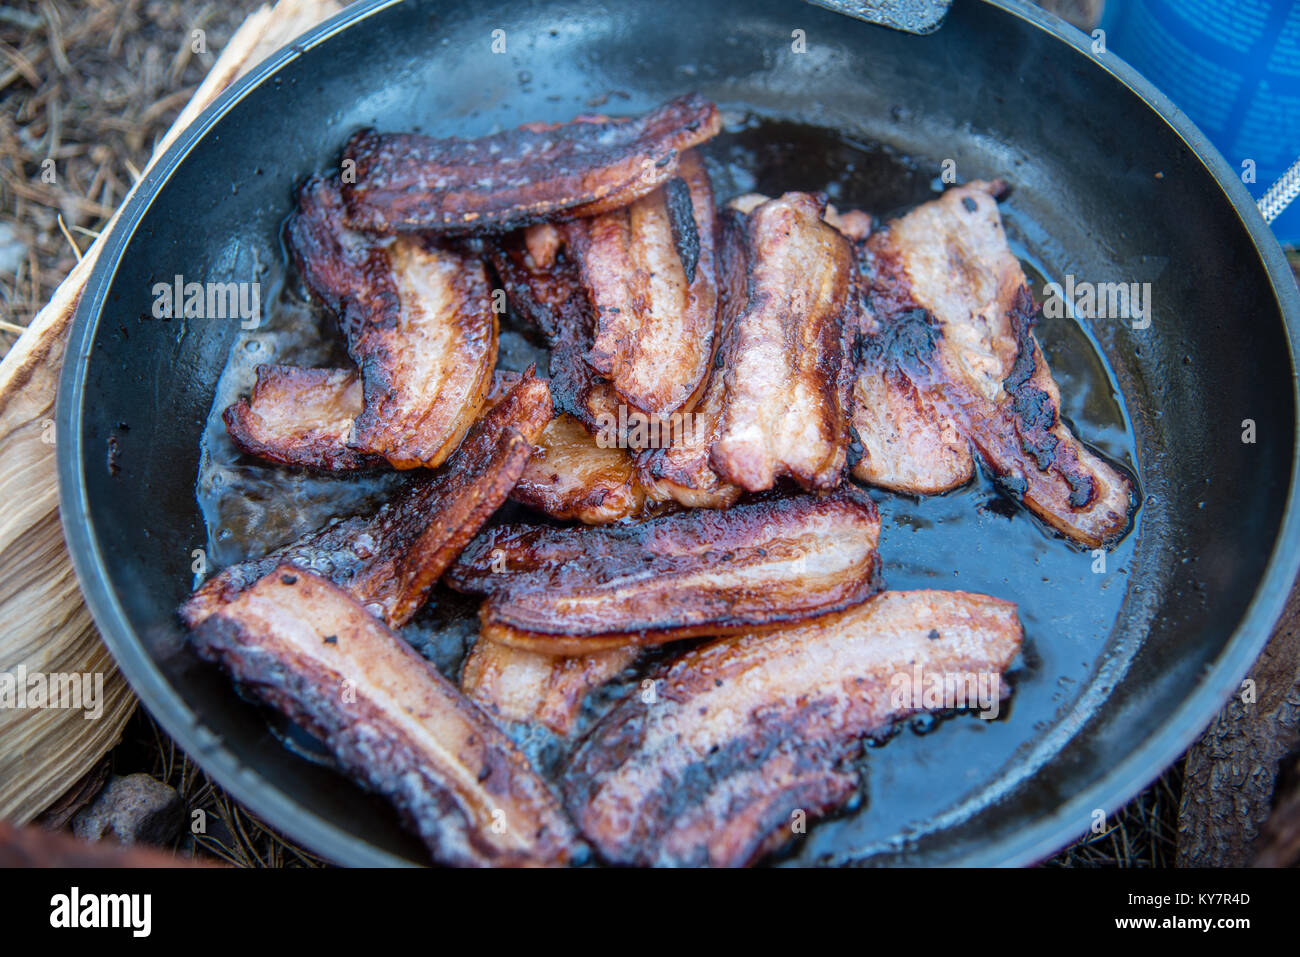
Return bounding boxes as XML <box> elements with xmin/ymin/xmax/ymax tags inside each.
<box><xmin>1259</xmin><ymin>157</ymin><xmax>1300</xmax><ymax>225</ymax></box>
<box><xmin>803</xmin><ymin>0</ymin><xmax>954</xmax><ymax>35</ymax></box>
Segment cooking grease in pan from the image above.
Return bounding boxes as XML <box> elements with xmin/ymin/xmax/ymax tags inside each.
<box><xmin>194</xmin><ymin>116</ymin><xmax>1142</xmax><ymax>865</ymax></box>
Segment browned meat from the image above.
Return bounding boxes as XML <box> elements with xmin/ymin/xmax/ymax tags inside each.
<box><xmin>184</xmin><ymin>372</ymin><xmax>552</xmax><ymax>630</ymax></box>
<box><xmin>460</xmin><ymin>639</ymin><xmax>639</xmax><ymax>736</ymax></box>
<box><xmin>478</xmin><ymin>370</ymin><xmax>643</xmax><ymax>524</ymax></box>
<box><xmin>818</xmin><ymin>204</ymin><xmax>976</xmax><ymax>495</ymax></box>
<box><xmin>223</xmin><ymin>366</ymin><xmax>382</xmax><ymax>471</ymax></box>
<box><xmin>513</xmin><ymin>413</ymin><xmax>645</xmax><ymax>524</ymax></box>
<box><xmin>446</xmin><ymin>487</ymin><xmax>883</xmax><ymax>655</ymax></box>
<box><xmin>824</xmin><ymin>204</ymin><xmax>873</xmax><ymax>242</ymax></box>
<box><xmin>565</xmin><ymin>151</ymin><xmax>719</xmax><ymax>417</ymax></box>
<box><xmin>564</xmin><ymin>589</ymin><xmax>1023</xmax><ymax>867</ymax></box>
<box><xmin>341</xmin><ymin>94</ymin><xmax>722</xmax><ymax>234</ymax></box>
<box><xmin>189</xmin><ymin>569</ymin><xmax>577</xmax><ymax>866</ymax></box>
<box><xmin>711</xmin><ymin>193</ymin><xmax>855</xmax><ymax>491</ymax></box>
<box><xmin>524</xmin><ymin>223</ymin><xmax>562</xmax><ymax>270</ymax></box>
<box><xmin>489</xmin><ymin>232</ymin><xmax>620</xmax><ymax>434</ymax></box>
<box><xmin>858</xmin><ymin>181</ymin><xmax>1135</xmax><ymax>546</ymax></box>
<box><xmin>634</xmin><ymin>201</ymin><xmax>743</xmax><ymax>508</ymax></box>
<box><xmin>634</xmin><ymin>360</ymin><xmax>739</xmax><ymax>508</ymax></box>
<box><xmin>286</xmin><ymin>176</ymin><xmax>497</xmax><ymax>469</ymax></box>
<box><xmin>848</xmin><ymin>312</ymin><xmax>975</xmax><ymax>494</ymax></box>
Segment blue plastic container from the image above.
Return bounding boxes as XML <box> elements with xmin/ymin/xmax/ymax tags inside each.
<box><xmin>1098</xmin><ymin>0</ymin><xmax>1300</xmax><ymax>244</ymax></box>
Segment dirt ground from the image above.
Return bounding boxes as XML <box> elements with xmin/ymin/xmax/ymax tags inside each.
<box><xmin>1</xmin><ymin>0</ymin><xmax>1182</xmax><ymax>866</ymax></box>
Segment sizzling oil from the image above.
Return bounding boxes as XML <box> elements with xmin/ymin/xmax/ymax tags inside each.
<box><xmin>193</xmin><ymin>114</ymin><xmax>1143</xmax><ymax>860</ymax></box>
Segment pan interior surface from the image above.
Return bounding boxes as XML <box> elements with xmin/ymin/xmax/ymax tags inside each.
<box><xmin>60</xmin><ymin>0</ymin><xmax>1300</xmax><ymax>866</ymax></box>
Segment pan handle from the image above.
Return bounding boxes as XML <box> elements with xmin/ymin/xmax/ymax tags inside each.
<box><xmin>1258</xmin><ymin>158</ymin><xmax>1300</xmax><ymax>226</ymax></box>
<box><xmin>803</xmin><ymin>0</ymin><xmax>954</xmax><ymax>35</ymax></box>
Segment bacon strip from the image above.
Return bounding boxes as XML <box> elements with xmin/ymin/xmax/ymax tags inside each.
<box><xmin>189</xmin><ymin>569</ymin><xmax>577</xmax><ymax>866</ymax></box>
<box><xmin>341</xmin><ymin>94</ymin><xmax>722</xmax><ymax>234</ymax></box>
<box><xmin>460</xmin><ymin>639</ymin><xmax>639</xmax><ymax>736</ymax></box>
<box><xmin>513</xmin><ymin>413</ymin><xmax>645</xmax><ymax>524</ymax></box>
<box><xmin>565</xmin><ymin>151</ymin><xmax>719</xmax><ymax>417</ymax></box>
<box><xmin>285</xmin><ymin>176</ymin><xmax>497</xmax><ymax>469</ymax></box>
<box><xmin>185</xmin><ymin>373</ymin><xmax>552</xmax><ymax>630</ymax></box>
<box><xmin>634</xmin><ymin>200</ymin><xmax>745</xmax><ymax>508</ymax></box>
<box><xmin>857</xmin><ymin>182</ymin><xmax>1135</xmax><ymax>546</ymax></box>
<box><xmin>848</xmin><ymin>310</ymin><xmax>975</xmax><ymax>494</ymax></box>
<box><xmin>224</xmin><ymin>366</ymin><xmax>382</xmax><ymax>471</ymax></box>
<box><xmin>711</xmin><ymin>194</ymin><xmax>854</xmax><ymax>491</ymax></box>
<box><xmin>446</xmin><ymin>487</ymin><xmax>883</xmax><ymax>655</ymax></box>
<box><xmin>478</xmin><ymin>370</ymin><xmax>643</xmax><ymax>524</ymax></box>
<box><xmin>489</xmin><ymin>232</ymin><xmax>619</xmax><ymax>435</ymax></box>
<box><xmin>564</xmin><ymin>589</ymin><xmax>1023</xmax><ymax>866</ymax></box>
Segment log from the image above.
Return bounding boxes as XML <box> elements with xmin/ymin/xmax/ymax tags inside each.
<box><xmin>1176</xmin><ymin>575</ymin><xmax>1300</xmax><ymax>865</ymax></box>
<box><xmin>1254</xmin><ymin>748</ymin><xmax>1300</xmax><ymax>867</ymax></box>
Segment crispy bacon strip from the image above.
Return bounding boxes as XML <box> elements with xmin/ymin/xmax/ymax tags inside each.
<box><xmin>341</xmin><ymin>94</ymin><xmax>722</xmax><ymax>234</ymax></box>
<box><xmin>860</xmin><ymin>182</ymin><xmax>1135</xmax><ymax>546</ymax></box>
<box><xmin>634</xmin><ymin>199</ymin><xmax>746</xmax><ymax>508</ymax></box>
<box><xmin>286</xmin><ymin>177</ymin><xmax>497</xmax><ymax>469</ymax></box>
<box><xmin>460</xmin><ymin>639</ymin><xmax>639</xmax><ymax>736</ymax></box>
<box><xmin>849</xmin><ymin>309</ymin><xmax>975</xmax><ymax>494</ymax></box>
<box><xmin>447</xmin><ymin>487</ymin><xmax>883</xmax><ymax>655</ymax></box>
<box><xmin>223</xmin><ymin>366</ymin><xmax>383</xmax><ymax>471</ymax></box>
<box><xmin>479</xmin><ymin>370</ymin><xmax>642</xmax><ymax>524</ymax></box>
<box><xmin>564</xmin><ymin>589</ymin><xmax>1023</xmax><ymax>867</ymax></box>
<box><xmin>711</xmin><ymin>194</ymin><xmax>854</xmax><ymax>491</ymax></box>
<box><xmin>489</xmin><ymin>232</ymin><xmax>619</xmax><ymax>434</ymax></box>
<box><xmin>189</xmin><ymin>569</ymin><xmax>577</xmax><ymax>866</ymax></box>
<box><xmin>185</xmin><ymin>373</ymin><xmax>552</xmax><ymax>630</ymax></box>
<box><xmin>815</xmin><ymin>204</ymin><xmax>977</xmax><ymax>495</ymax></box>
<box><xmin>633</xmin><ymin>359</ymin><xmax>739</xmax><ymax>509</ymax></box>
<box><xmin>514</xmin><ymin>413</ymin><xmax>645</xmax><ymax>524</ymax></box>
<box><xmin>565</xmin><ymin>151</ymin><xmax>719</xmax><ymax>417</ymax></box>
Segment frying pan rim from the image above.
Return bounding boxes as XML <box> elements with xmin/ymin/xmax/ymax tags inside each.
<box><xmin>54</xmin><ymin>0</ymin><xmax>1300</xmax><ymax>867</ymax></box>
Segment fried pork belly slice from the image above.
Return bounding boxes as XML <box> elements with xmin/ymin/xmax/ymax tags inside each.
<box><xmin>223</xmin><ymin>366</ymin><xmax>383</xmax><ymax>471</ymax></box>
<box><xmin>812</xmin><ymin>201</ymin><xmax>973</xmax><ymax>494</ymax></box>
<box><xmin>189</xmin><ymin>569</ymin><xmax>576</xmax><ymax>866</ymax></box>
<box><xmin>341</xmin><ymin>94</ymin><xmax>722</xmax><ymax>234</ymax></box>
<box><xmin>711</xmin><ymin>193</ymin><xmax>854</xmax><ymax>492</ymax></box>
<box><xmin>184</xmin><ymin>373</ymin><xmax>552</xmax><ymax>630</ymax></box>
<box><xmin>863</xmin><ymin>181</ymin><xmax>1134</xmax><ymax>546</ymax></box>
<box><xmin>481</xmin><ymin>370</ymin><xmax>642</xmax><ymax>524</ymax></box>
<box><xmin>565</xmin><ymin>151</ymin><xmax>719</xmax><ymax>417</ymax></box>
<box><xmin>489</xmin><ymin>233</ymin><xmax>621</xmax><ymax>434</ymax></box>
<box><xmin>460</xmin><ymin>638</ymin><xmax>639</xmax><ymax>736</ymax></box>
<box><xmin>849</xmin><ymin>309</ymin><xmax>975</xmax><ymax>494</ymax></box>
<box><xmin>514</xmin><ymin>413</ymin><xmax>645</xmax><ymax>524</ymax></box>
<box><xmin>564</xmin><ymin>589</ymin><xmax>1023</xmax><ymax>867</ymax></box>
<box><xmin>446</xmin><ymin>487</ymin><xmax>883</xmax><ymax>655</ymax></box>
<box><xmin>634</xmin><ymin>203</ymin><xmax>744</xmax><ymax>508</ymax></box>
<box><xmin>824</xmin><ymin>204</ymin><xmax>873</xmax><ymax>242</ymax></box>
<box><xmin>633</xmin><ymin>362</ymin><xmax>739</xmax><ymax>508</ymax></box>
<box><xmin>286</xmin><ymin>176</ymin><xmax>497</xmax><ymax>469</ymax></box>
<box><xmin>732</xmin><ymin>194</ymin><xmax>873</xmax><ymax>241</ymax></box>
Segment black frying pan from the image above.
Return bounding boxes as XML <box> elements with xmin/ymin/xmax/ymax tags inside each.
<box><xmin>56</xmin><ymin>0</ymin><xmax>1300</xmax><ymax>866</ymax></box>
